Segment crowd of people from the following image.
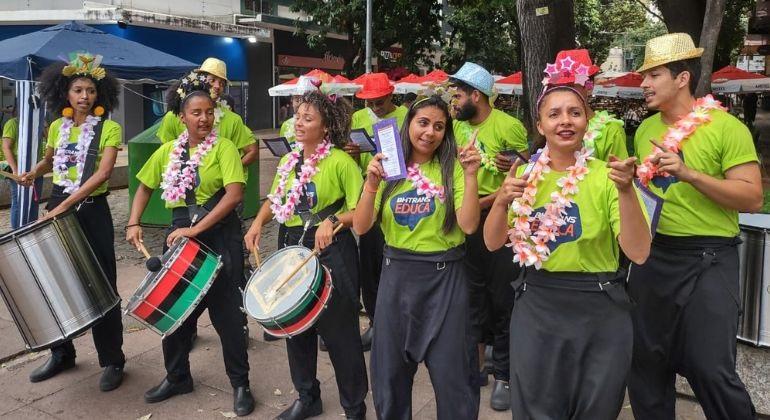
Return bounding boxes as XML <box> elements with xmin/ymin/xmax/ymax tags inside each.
<box><xmin>0</xmin><ymin>31</ymin><xmax>763</xmax><ymax>420</ymax></box>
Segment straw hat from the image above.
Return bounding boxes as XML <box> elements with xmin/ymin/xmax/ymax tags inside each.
<box><xmin>637</xmin><ymin>33</ymin><xmax>703</xmax><ymax>73</ymax></box>
<box><xmin>197</xmin><ymin>57</ymin><xmax>228</xmax><ymax>82</ymax></box>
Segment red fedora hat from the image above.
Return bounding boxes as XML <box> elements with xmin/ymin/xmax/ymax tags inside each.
<box><xmin>355</xmin><ymin>73</ymin><xmax>394</xmax><ymax>99</ymax></box>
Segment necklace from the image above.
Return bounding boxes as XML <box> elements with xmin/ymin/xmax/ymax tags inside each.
<box><xmin>52</xmin><ymin>115</ymin><xmax>101</xmax><ymax>194</ymax></box>
<box><xmin>268</xmin><ymin>141</ymin><xmax>333</xmax><ymax>223</ymax></box>
<box><xmin>406</xmin><ymin>162</ymin><xmax>446</xmax><ymax>203</ymax></box>
<box><xmin>159</xmin><ymin>130</ymin><xmax>218</xmax><ymax>203</ymax></box>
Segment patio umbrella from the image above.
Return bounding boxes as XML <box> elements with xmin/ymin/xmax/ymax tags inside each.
<box><xmin>494</xmin><ymin>72</ymin><xmax>522</xmax><ymax>95</ymax></box>
<box><xmin>268</xmin><ymin>69</ymin><xmax>361</xmax><ymax>96</ymax></box>
<box><xmin>711</xmin><ymin>65</ymin><xmax>770</xmax><ymax>93</ymax></box>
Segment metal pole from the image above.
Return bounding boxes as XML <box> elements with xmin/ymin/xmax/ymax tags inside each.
<box><xmin>365</xmin><ymin>0</ymin><xmax>372</xmax><ymax>73</ymax></box>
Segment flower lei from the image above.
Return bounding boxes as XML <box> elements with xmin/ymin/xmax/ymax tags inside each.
<box><xmin>52</xmin><ymin>115</ymin><xmax>102</xmax><ymax>194</ymax></box>
<box><xmin>406</xmin><ymin>163</ymin><xmax>446</xmax><ymax>203</ymax></box>
<box><xmin>636</xmin><ymin>94</ymin><xmax>726</xmax><ymax>187</ymax></box>
<box><xmin>159</xmin><ymin>130</ymin><xmax>218</xmax><ymax>203</ymax></box>
<box><xmin>268</xmin><ymin>140</ymin><xmax>333</xmax><ymax>223</ymax></box>
<box><xmin>507</xmin><ymin>146</ymin><xmax>592</xmax><ymax>269</ymax></box>
<box><xmin>455</xmin><ymin>122</ymin><xmax>499</xmax><ymax>173</ymax></box>
<box><xmin>583</xmin><ymin>110</ymin><xmax>624</xmax><ymax>157</ymax></box>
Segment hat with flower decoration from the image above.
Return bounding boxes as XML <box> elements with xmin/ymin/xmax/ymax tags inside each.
<box><xmin>61</xmin><ymin>52</ymin><xmax>106</xmax><ymax>80</ymax></box>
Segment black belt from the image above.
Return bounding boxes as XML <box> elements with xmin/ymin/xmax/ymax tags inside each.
<box><xmin>652</xmin><ymin>233</ymin><xmax>740</xmax><ymax>253</ymax></box>
<box><xmin>513</xmin><ymin>267</ymin><xmax>633</xmax><ymax>310</ymax></box>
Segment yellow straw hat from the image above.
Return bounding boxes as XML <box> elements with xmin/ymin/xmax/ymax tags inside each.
<box><xmin>197</xmin><ymin>57</ymin><xmax>228</xmax><ymax>82</ymax></box>
<box><xmin>637</xmin><ymin>33</ymin><xmax>704</xmax><ymax>73</ymax></box>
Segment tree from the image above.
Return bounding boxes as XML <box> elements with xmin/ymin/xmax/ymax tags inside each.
<box><xmin>574</xmin><ymin>0</ymin><xmax>649</xmax><ymax>65</ymax></box>
<box><xmin>441</xmin><ymin>1</ymin><xmax>521</xmax><ymax>74</ymax></box>
<box><xmin>517</xmin><ymin>0</ymin><xmax>576</xmax><ymax>131</ymax></box>
<box><xmin>290</xmin><ymin>0</ymin><xmax>442</xmax><ymax>75</ymax></box>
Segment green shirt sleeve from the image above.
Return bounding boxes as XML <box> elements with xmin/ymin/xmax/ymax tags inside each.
<box><xmin>218</xmin><ymin>139</ymin><xmax>246</xmax><ymax>186</ymax></box>
<box><xmin>598</xmin><ymin>121</ymin><xmax>628</xmax><ymax>160</ymax></box>
<box><xmin>223</xmin><ymin>110</ymin><xmax>255</xmax><ymax>151</ymax></box>
<box><xmin>2</xmin><ymin>118</ymin><xmax>18</xmax><ymax>140</ymax></box>
<box><xmin>503</xmin><ymin>116</ymin><xmax>529</xmax><ymax>153</ymax></box>
<box><xmin>157</xmin><ymin>111</ymin><xmax>183</xmax><ymax>143</ymax></box>
<box><xmin>607</xmin><ymin>176</ymin><xmax>621</xmax><ymax>239</ymax></box>
<box><xmin>720</xmin><ymin>116</ymin><xmax>758</xmax><ymax>172</ymax></box>
<box><xmin>339</xmin><ymin>155</ymin><xmax>365</xmax><ymax>211</ymax></box>
<box><xmin>136</xmin><ymin>143</ymin><xmax>171</xmax><ymax>189</ymax></box>
<box><xmin>453</xmin><ymin>161</ymin><xmax>465</xmax><ymax>211</ymax></box>
<box><xmin>101</xmin><ymin>120</ymin><xmax>122</xmax><ymax>150</ymax></box>
<box><xmin>46</xmin><ymin>119</ymin><xmax>61</xmax><ymax>150</ymax></box>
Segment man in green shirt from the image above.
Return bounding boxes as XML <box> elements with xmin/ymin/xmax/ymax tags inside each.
<box><xmin>279</xmin><ymin>95</ymin><xmax>302</xmax><ymax>144</ymax></box>
<box><xmin>450</xmin><ymin>61</ymin><xmax>528</xmax><ymax>411</ymax></box>
<box><xmin>1</xmin><ymin>110</ymin><xmax>20</xmax><ymax>229</ymax></box>
<box><xmin>349</xmin><ymin>72</ymin><xmax>408</xmax><ymax>351</ymax></box>
<box><xmin>627</xmin><ymin>33</ymin><xmax>759</xmax><ymax>420</ymax></box>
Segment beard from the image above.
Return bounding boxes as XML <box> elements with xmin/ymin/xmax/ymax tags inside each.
<box><xmin>455</xmin><ymin>102</ymin><xmax>477</xmax><ymax>121</ymax></box>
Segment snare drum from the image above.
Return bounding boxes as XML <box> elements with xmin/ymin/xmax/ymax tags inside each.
<box><xmin>243</xmin><ymin>246</ymin><xmax>334</xmax><ymax>338</ymax></box>
<box><xmin>0</xmin><ymin>211</ymin><xmax>119</xmax><ymax>351</ymax></box>
<box><xmin>737</xmin><ymin>215</ymin><xmax>770</xmax><ymax>347</ymax></box>
<box><xmin>125</xmin><ymin>237</ymin><xmax>222</xmax><ymax>337</ymax></box>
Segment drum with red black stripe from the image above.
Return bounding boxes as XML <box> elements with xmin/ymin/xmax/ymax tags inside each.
<box><xmin>243</xmin><ymin>246</ymin><xmax>334</xmax><ymax>338</ymax></box>
<box><xmin>125</xmin><ymin>237</ymin><xmax>222</xmax><ymax>337</ymax></box>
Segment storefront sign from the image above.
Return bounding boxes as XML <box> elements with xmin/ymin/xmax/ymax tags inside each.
<box><xmin>277</xmin><ymin>53</ymin><xmax>345</xmax><ymax>70</ymax></box>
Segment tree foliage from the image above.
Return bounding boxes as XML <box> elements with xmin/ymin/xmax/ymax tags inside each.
<box><xmin>574</xmin><ymin>0</ymin><xmax>649</xmax><ymax>65</ymax></box>
<box><xmin>441</xmin><ymin>1</ymin><xmax>520</xmax><ymax>74</ymax></box>
<box><xmin>290</xmin><ymin>0</ymin><xmax>442</xmax><ymax>75</ymax></box>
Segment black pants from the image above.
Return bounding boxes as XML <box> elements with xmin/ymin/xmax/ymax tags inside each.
<box><xmin>279</xmin><ymin>225</ymin><xmax>368</xmax><ymax>418</ymax></box>
<box><xmin>371</xmin><ymin>246</ymin><xmax>479</xmax><ymax>420</ymax></box>
<box><xmin>47</xmin><ymin>194</ymin><xmax>125</xmax><ymax>368</ymax></box>
<box><xmin>465</xmin><ymin>209</ymin><xmax>518</xmax><ymax>381</ymax></box>
<box><xmin>162</xmin><ymin>212</ymin><xmax>250</xmax><ymax>388</ymax></box>
<box><xmin>510</xmin><ymin>269</ymin><xmax>632</xmax><ymax>420</ymax></box>
<box><xmin>627</xmin><ymin>234</ymin><xmax>756</xmax><ymax>420</ymax></box>
<box><xmin>359</xmin><ymin>225</ymin><xmax>385</xmax><ymax>322</ymax></box>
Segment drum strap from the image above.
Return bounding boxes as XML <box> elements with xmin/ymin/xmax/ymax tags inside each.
<box><xmin>79</xmin><ymin>119</ymin><xmax>105</xmax><ymax>188</ymax></box>
<box><xmin>293</xmin><ymin>154</ymin><xmax>344</xmax><ymax>227</ymax></box>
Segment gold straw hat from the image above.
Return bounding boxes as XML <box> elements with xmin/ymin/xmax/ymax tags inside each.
<box><xmin>197</xmin><ymin>57</ymin><xmax>228</xmax><ymax>82</ymax></box>
<box><xmin>637</xmin><ymin>33</ymin><xmax>703</xmax><ymax>73</ymax></box>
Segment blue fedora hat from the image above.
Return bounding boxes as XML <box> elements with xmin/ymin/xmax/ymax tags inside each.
<box><xmin>450</xmin><ymin>62</ymin><xmax>494</xmax><ymax>97</ymax></box>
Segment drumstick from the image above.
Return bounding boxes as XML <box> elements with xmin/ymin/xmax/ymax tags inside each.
<box><xmin>137</xmin><ymin>241</ymin><xmax>162</xmax><ymax>272</ymax></box>
<box><xmin>253</xmin><ymin>249</ymin><xmax>262</xmax><ymax>269</ymax></box>
<box><xmin>269</xmin><ymin>223</ymin><xmax>345</xmax><ymax>295</ymax></box>
<box><xmin>0</xmin><ymin>170</ymin><xmax>21</xmax><ymax>182</ymax></box>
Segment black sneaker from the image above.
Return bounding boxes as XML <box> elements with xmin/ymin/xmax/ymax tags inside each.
<box><xmin>99</xmin><ymin>365</ymin><xmax>124</xmax><ymax>392</ymax></box>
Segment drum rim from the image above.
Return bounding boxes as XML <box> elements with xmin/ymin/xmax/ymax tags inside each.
<box><xmin>246</xmin><ymin>265</ymin><xmax>324</xmax><ymax>323</ymax></box>
<box><xmin>161</xmin><ymin>255</ymin><xmax>223</xmax><ymax>337</ymax></box>
<box><xmin>0</xmin><ymin>209</ymin><xmax>77</xmax><ymax>244</ymax></box>
<box><xmin>243</xmin><ymin>246</ymin><xmax>323</xmax><ymax>320</ymax></box>
<box><xmin>253</xmin><ymin>267</ymin><xmax>326</xmax><ymax>327</ymax></box>
<box><xmin>263</xmin><ymin>267</ymin><xmax>334</xmax><ymax>338</ymax></box>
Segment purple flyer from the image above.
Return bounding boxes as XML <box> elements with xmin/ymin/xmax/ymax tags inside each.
<box><xmin>373</xmin><ymin>118</ymin><xmax>407</xmax><ymax>181</ymax></box>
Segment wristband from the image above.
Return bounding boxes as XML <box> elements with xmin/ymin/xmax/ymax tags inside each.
<box><xmin>364</xmin><ymin>184</ymin><xmax>378</xmax><ymax>194</ymax></box>
<box><xmin>124</xmin><ymin>223</ymin><xmax>141</xmax><ymax>231</ymax></box>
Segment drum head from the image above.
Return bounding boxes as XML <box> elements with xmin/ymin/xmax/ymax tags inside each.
<box><xmin>263</xmin><ymin>267</ymin><xmax>333</xmax><ymax>338</ymax></box>
<box><xmin>243</xmin><ymin>246</ymin><xmax>322</xmax><ymax>322</ymax></box>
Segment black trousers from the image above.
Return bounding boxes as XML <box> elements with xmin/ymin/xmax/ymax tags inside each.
<box><xmin>465</xmin><ymin>209</ymin><xmax>518</xmax><ymax>381</ymax></box>
<box><xmin>162</xmin><ymin>212</ymin><xmax>250</xmax><ymax>388</ymax></box>
<box><xmin>279</xmin><ymin>225</ymin><xmax>368</xmax><ymax>418</ymax></box>
<box><xmin>371</xmin><ymin>246</ymin><xmax>479</xmax><ymax>420</ymax></box>
<box><xmin>627</xmin><ymin>234</ymin><xmax>756</xmax><ymax>420</ymax></box>
<box><xmin>510</xmin><ymin>269</ymin><xmax>632</xmax><ymax>420</ymax></box>
<box><xmin>359</xmin><ymin>224</ymin><xmax>385</xmax><ymax>321</ymax></box>
<box><xmin>47</xmin><ymin>194</ymin><xmax>125</xmax><ymax>368</ymax></box>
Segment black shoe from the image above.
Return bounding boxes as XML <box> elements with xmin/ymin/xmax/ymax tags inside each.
<box><xmin>319</xmin><ymin>337</ymin><xmax>327</xmax><ymax>352</ymax></box>
<box><xmin>264</xmin><ymin>331</ymin><xmax>281</xmax><ymax>342</ymax></box>
<box><xmin>29</xmin><ymin>354</ymin><xmax>76</xmax><ymax>383</ymax></box>
<box><xmin>478</xmin><ymin>370</ymin><xmax>489</xmax><ymax>387</ymax></box>
<box><xmin>99</xmin><ymin>365</ymin><xmax>124</xmax><ymax>392</ymax></box>
<box><xmin>360</xmin><ymin>326</ymin><xmax>373</xmax><ymax>352</ymax></box>
<box><xmin>490</xmin><ymin>379</ymin><xmax>510</xmax><ymax>411</ymax></box>
<box><xmin>144</xmin><ymin>377</ymin><xmax>194</xmax><ymax>403</ymax></box>
<box><xmin>275</xmin><ymin>398</ymin><xmax>323</xmax><ymax>420</ymax></box>
<box><xmin>233</xmin><ymin>386</ymin><xmax>256</xmax><ymax>416</ymax></box>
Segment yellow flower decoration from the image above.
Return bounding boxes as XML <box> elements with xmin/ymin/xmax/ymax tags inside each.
<box><xmin>61</xmin><ymin>52</ymin><xmax>106</xmax><ymax>81</ymax></box>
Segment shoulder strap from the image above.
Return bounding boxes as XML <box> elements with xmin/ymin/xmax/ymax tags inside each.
<box><xmin>181</xmin><ymin>144</ymin><xmax>199</xmax><ymax>221</ymax></box>
<box><xmin>79</xmin><ymin>118</ymin><xmax>105</xmax><ymax>187</ymax></box>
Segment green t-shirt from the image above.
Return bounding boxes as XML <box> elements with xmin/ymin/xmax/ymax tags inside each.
<box><xmin>633</xmin><ymin>109</ymin><xmax>758</xmax><ymax>237</ymax></box>
<box><xmin>591</xmin><ymin>112</ymin><xmax>628</xmax><ymax>161</ymax></box>
<box><xmin>351</xmin><ymin>105</ymin><xmax>409</xmax><ymax>172</ymax></box>
<box><xmin>1</xmin><ymin>117</ymin><xmax>18</xmax><ymax>161</ymax></box>
<box><xmin>136</xmin><ymin>136</ymin><xmax>245</xmax><ymax>209</ymax></box>
<box><xmin>375</xmin><ymin>159</ymin><xmax>466</xmax><ymax>252</ymax></box>
<box><xmin>269</xmin><ymin>148</ymin><xmax>363</xmax><ymax>228</ymax></box>
<box><xmin>280</xmin><ymin>117</ymin><xmax>296</xmax><ymax>144</ymax></box>
<box><xmin>454</xmin><ymin>109</ymin><xmax>528</xmax><ymax>195</ymax></box>
<box><xmin>46</xmin><ymin>118</ymin><xmax>121</xmax><ymax>196</ymax></box>
<box><xmin>510</xmin><ymin>159</ymin><xmax>622</xmax><ymax>273</ymax></box>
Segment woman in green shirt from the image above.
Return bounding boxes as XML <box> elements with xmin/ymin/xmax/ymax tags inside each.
<box><xmin>353</xmin><ymin>95</ymin><xmax>482</xmax><ymax>419</ymax></box>
<box><xmin>483</xmin><ymin>69</ymin><xmax>650</xmax><ymax>419</ymax></box>
<box><xmin>126</xmin><ymin>78</ymin><xmax>255</xmax><ymax>416</ymax></box>
<box><xmin>18</xmin><ymin>53</ymin><xmax>126</xmax><ymax>392</ymax></box>
<box><xmin>245</xmin><ymin>89</ymin><xmax>368</xmax><ymax>420</ymax></box>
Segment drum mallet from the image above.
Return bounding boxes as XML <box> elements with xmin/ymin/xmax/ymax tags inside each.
<box><xmin>268</xmin><ymin>224</ymin><xmax>345</xmax><ymax>296</ymax></box>
<box><xmin>0</xmin><ymin>170</ymin><xmax>21</xmax><ymax>182</ymax></box>
<box><xmin>137</xmin><ymin>242</ymin><xmax>163</xmax><ymax>272</ymax></box>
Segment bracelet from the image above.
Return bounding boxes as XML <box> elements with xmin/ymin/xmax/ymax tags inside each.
<box><xmin>124</xmin><ymin>223</ymin><xmax>141</xmax><ymax>231</ymax></box>
<box><xmin>363</xmin><ymin>184</ymin><xmax>378</xmax><ymax>194</ymax></box>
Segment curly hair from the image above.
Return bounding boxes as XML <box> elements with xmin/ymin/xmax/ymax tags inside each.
<box><xmin>166</xmin><ymin>72</ymin><xmax>214</xmax><ymax>115</ymax></box>
<box><xmin>378</xmin><ymin>95</ymin><xmax>458</xmax><ymax>234</ymax></box>
<box><xmin>297</xmin><ymin>90</ymin><xmax>352</xmax><ymax>148</ymax></box>
<box><xmin>38</xmin><ymin>62</ymin><xmax>119</xmax><ymax>117</ymax></box>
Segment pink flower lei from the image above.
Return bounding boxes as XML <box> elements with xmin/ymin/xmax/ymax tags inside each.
<box><xmin>506</xmin><ymin>146</ymin><xmax>592</xmax><ymax>269</ymax></box>
<box><xmin>52</xmin><ymin>115</ymin><xmax>101</xmax><ymax>194</ymax></box>
<box><xmin>268</xmin><ymin>140</ymin><xmax>333</xmax><ymax>223</ymax></box>
<box><xmin>159</xmin><ymin>129</ymin><xmax>218</xmax><ymax>204</ymax></box>
<box><xmin>636</xmin><ymin>94</ymin><xmax>725</xmax><ymax>187</ymax></box>
<box><xmin>407</xmin><ymin>163</ymin><xmax>446</xmax><ymax>203</ymax></box>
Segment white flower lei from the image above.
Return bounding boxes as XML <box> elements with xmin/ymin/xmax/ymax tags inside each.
<box><xmin>159</xmin><ymin>130</ymin><xmax>219</xmax><ymax>204</ymax></box>
<box><xmin>268</xmin><ymin>140</ymin><xmax>333</xmax><ymax>223</ymax></box>
<box><xmin>52</xmin><ymin>115</ymin><xmax>101</xmax><ymax>194</ymax></box>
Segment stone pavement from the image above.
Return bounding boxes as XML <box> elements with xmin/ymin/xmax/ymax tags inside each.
<box><xmin>0</xmin><ymin>142</ymin><xmax>709</xmax><ymax>419</ymax></box>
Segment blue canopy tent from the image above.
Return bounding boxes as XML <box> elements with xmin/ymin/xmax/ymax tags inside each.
<box><xmin>0</xmin><ymin>21</ymin><xmax>197</xmax><ymax>226</ymax></box>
